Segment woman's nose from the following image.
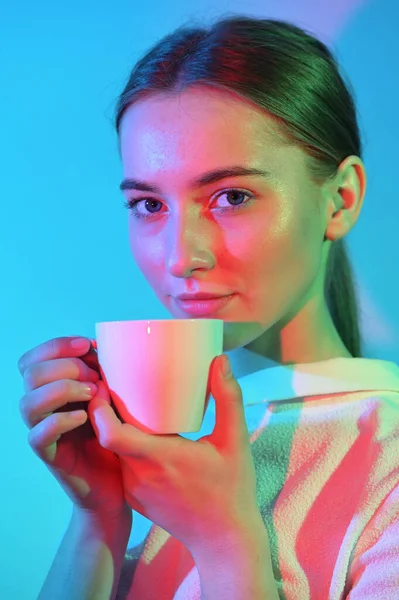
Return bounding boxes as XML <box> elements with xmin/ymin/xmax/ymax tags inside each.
<box><xmin>165</xmin><ymin>217</ymin><xmax>215</xmax><ymax>277</ymax></box>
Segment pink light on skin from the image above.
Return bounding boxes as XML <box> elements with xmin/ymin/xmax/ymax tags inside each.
<box><xmin>119</xmin><ymin>86</ymin><xmax>365</xmax><ymax>365</ymax></box>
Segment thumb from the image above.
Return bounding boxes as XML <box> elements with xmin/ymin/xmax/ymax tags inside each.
<box><xmin>87</xmin><ymin>380</ymin><xmax>123</xmax><ymax>444</ymax></box>
<box><xmin>212</xmin><ymin>354</ymin><xmax>246</xmax><ymax>447</ymax></box>
<box><xmin>87</xmin><ymin>381</ymin><xmax>123</xmax><ymax>464</ymax></box>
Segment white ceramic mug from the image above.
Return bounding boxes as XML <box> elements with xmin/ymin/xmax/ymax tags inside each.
<box><xmin>94</xmin><ymin>319</ymin><xmax>223</xmax><ymax>434</ymax></box>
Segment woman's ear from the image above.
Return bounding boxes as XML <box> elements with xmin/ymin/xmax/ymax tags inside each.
<box><xmin>324</xmin><ymin>155</ymin><xmax>367</xmax><ymax>242</ymax></box>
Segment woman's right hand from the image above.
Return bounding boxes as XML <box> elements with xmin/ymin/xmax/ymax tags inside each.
<box><xmin>17</xmin><ymin>336</ymin><xmax>130</xmax><ymax>520</ymax></box>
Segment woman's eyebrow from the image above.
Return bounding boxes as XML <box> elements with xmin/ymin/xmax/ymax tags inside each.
<box><xmin>119</xmin><ymin>166</ymin><xmax>272</xmax><ymax>193</ymax></box>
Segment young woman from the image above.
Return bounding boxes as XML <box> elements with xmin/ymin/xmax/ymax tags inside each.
<box><xmin>17</xmin><ymin>15</ymin><xmax>399</xmax><ymax>600</ymax></box>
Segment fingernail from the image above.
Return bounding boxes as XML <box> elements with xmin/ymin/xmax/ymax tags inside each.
<box><xmin>222</xmin><ymin>354</ymin><xmax>232</xmax><ymax>377</ymax></box>
<box><xmin>82</xmin><ymin>382</ymin><xmax>98</xmax><ymax>398</ymax></box>
<box><xmin>71</xmin><ymin>338</ymin><xmax>89</xmax><ymax>350</ymax></box>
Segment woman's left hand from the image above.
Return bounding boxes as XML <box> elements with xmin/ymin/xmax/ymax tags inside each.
<box><xmin>88</xmin><ymin>354</ymin><xmax>260</xmax><ymax>557</ymax></box>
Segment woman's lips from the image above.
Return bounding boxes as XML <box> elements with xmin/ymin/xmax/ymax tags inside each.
<box><xmin>174</xmin><ymin>294</ymin><xmax>235</xmax><ymax>316</ymax></box>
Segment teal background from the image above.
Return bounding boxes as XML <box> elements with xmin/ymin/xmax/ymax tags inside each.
<box><xmin>2</xmin><ymin>0</ymin><xmax>398</xmax><ymax>597</ymax></box>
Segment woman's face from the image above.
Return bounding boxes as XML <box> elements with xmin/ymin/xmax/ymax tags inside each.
<box><xmin>119</xmin><ymin>86</ymin><xmax>332</xmax><ymax>354</ymax></box>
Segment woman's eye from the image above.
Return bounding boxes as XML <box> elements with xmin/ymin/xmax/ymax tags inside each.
<box><xmin>122</xmin><ymin>189</ymin><xmax>254</xmax><ymax>220</ymax></box>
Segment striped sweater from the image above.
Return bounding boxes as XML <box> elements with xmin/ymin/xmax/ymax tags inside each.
<box><xmin>117</xmin><ymin>357</ymin><xmax>399</xmax><ymax>599</ymax></box>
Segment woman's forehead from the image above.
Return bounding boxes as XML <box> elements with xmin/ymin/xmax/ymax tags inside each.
<box><xmin>121</xmin><ymin>87</ymin><xmax>289</xmax><ymax>145</ymax></box>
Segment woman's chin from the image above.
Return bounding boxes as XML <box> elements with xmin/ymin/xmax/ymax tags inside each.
<box><xmin>222</xmin><ymin>320</ymin><xmax>265</xmax><ymax>352</ymax></box>
<box><xmin>164</xmin><ymin>300</ymin><xmax>265</xmax><ymax>352</ymax></box>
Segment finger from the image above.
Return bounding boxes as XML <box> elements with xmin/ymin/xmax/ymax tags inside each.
<box><xmin>79</xmin><ymin>340</ymin><xmax>101</xmax><ymax>375</ymax></box>
<box><xmin>28</xmin><ymin>410</ymin><xmax>88</xmax><ymax>463</ymax></box>
<box><xmin>211</xmin><ymin>355</ymin><xmax>247</xmax><ymax>449</ymax></box>
<box><xmin>89</xmin><ymin>381</ymin><xmax>180</xmax><ymax>458</ymax></box>
<box><xmin>19</xmin><ymin>379</ymin><xmax>98</xmax><ymax>428</ymax></box>
<box><xmin>18</xmin><ymin>336</ymin><xmax>92</xmax><ymax>376</ymax></box>
<box><xmin>23</xmin><ymin>357</ymin><xmax>100</xmax><ymax>393</ymax></box>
